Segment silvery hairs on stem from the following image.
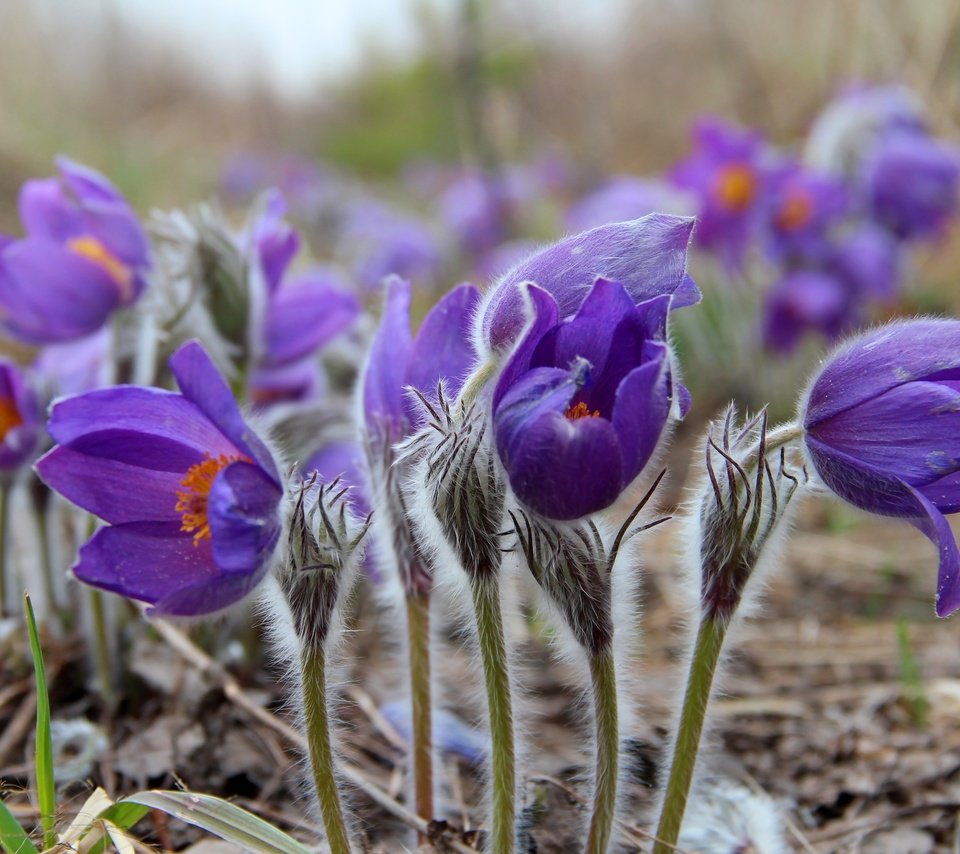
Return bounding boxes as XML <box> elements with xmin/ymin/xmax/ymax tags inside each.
<box><xmin>399</xmin><ymin>383</ymin><xmax>507</xmax><ymax>590</ymax></box>
<box><xmin>679</xmin><ymin>778</ymin><xmax>788</xmax><ymax>854</ymax></box>
<box><xmin>692</xmin><ymin>406</ymin><xmax>808</xmax><ymax>623</ymax></box>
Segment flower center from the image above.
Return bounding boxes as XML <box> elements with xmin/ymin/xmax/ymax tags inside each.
<box><xmin>0</xmin><ymin>397</ymin><xmax>23</xmax><ymax>441</ymax></box>
<box><xmin>713</xmin><ymin>163</ymin><xmax>757</xmax><ymax>212</ymax></box>
<box><xmin>67</xmin><ymin>235</ymin><xmax>135</xmax><ymax>302</ymax></box>
<box><xmin>775</xmin><ymin>189</ymin><xmax>813</xmax><ymax>232</ymax></box>
<box><xmin>565</xmin><ymin>401</ymin><xmax>601</xmax><ymax>421</ymax></box>
<box><xmin>175</xmin><ymin>453</ymin><xmax>249</xmax><ymax>546</ymax></box>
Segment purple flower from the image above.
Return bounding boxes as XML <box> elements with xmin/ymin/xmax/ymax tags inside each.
<box><xmin>0</xmin><ymin>158</ymin><xmax>150</xmax><ymax>344</ymax></box>
<box><xmin>492</xmin><ymin>278</ymin><xmax>683</xmax><ymax>520</ymax></box>
<box><xmin>762</xmin><ymin>270</ymin><xmax>854</xmax><ymax>353</ymax></box>
<box><xmin>0</xmin><ymin>362</ymin><xmax>39</xmax><ymax>475</ymax></box>
<box><xmin>36</xmin><ymin>340</ymin><xmax>283</xmax><ymax>616</ymax></box>
<box><xmin>800</xmin><ymin>319</ymin><xmax>960</xmax><ymax>616</ymax></box>
<box><xmin>829</xmin><ymin>224</ymin><xmax>901</xmax><ymax>303</ymax></box>
<box><xmin>303</xmin><ymin>439</ymin><xmax>370</xmax><ymax>519</ymax></box>
<box><xmin>566</xmin><ymin>177</ymin><xmax>679</xmax><ymax>233</ymax></box>
<box><xmin>763</xmin><ymin>164</ymin><xmax>849</xmax><ymax>263</ymax></box>
<box><xmin>438</xmin><ymin>171</ymin><xmax>510</xmax><ymax>257</ymax></box>
<box><xmin>480</xmin><ymin>214</ymin><xmax>697</xmax><ymax>354</ymax></box>
<box><xmin>670</xmin><ymin>118</ymin><xmax>769</xmax><ymax>268</ymax></box>
<box><xmin>864</xmin><ymin>130</ymin><xmax>960</xmax><ymax>240</ymax></box>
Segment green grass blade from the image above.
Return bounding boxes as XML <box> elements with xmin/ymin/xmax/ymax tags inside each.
<box><xmin>82</xmin><ymin>802</ymin><xmax>151</xmax><ymax>854</ymax></box>
<box><xmin>24</xmin><ymin>595</ymin><xmax>56</xmax><ymax>850</ymax></box>
<box><xmin>118</xmin><ymin>791</ymin><xmax>313</xmax><ymax>854</ymax></box>
<box><xmin>0</xmin><ymin>797</ymin><xmax>39</xmax><ymax>854</ymax></box>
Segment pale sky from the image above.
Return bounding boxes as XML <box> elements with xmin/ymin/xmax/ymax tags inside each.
<box><xmin>38</xmin><ymin>0</ymin><xmax>631</xmax><ymax>101</ymax></box>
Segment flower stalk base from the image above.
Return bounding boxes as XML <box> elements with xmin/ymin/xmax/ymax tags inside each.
<box><xmin>405</xmin><ymin>592</ymin><xmax>434</xmax><ymax>831</ymax></box>
<box><xmin>585</xmin><ymin>649</ymin><xmax>619</xmax><ymax>854</ymax></box>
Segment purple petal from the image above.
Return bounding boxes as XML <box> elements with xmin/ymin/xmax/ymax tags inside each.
<box><xmin>905</xmin><ymin>486</ymin><xmax>960</xmax><ymax>617</ymax></box>
<box><xmin>0</xmin><ymin>239</ymin><xmax>123</xmax><ymax>343</ymax></box>
<box><xmin>36</xmin><ymin>446</ymin><xmax>186</xmax><ymax>524</ymax></box>
<box><xmin>611</xmin><ymin>347</ymin><xmax>671</xmax><ymax>480</ymax></box>
<box><xmin>73</xmin><ymin>521</ymin><xmax>217</xmax><ymax>606</ymax></box>
<box><xmin>803</xmin><ymin>319</ymin><xmax>960</xmax><ymax>426</ymax></box>
<box><xmin>18</xmin><ymin>178</ymin><xmax>83</xmax><ymax>242</ymax></box>
<box><xmin>56</xmin><ymin>157</ymin><xmax>125</xmax><ymax>205</ymax></box>
<box><xmin>208</xmin><ymin>461</ymin><xmax>282</xmax><ymax>576</ymax></box>
<box><xmin>494</xmin><ymin>366</ymin><xmax>624</xmax><ymax>519</ymax></box>
<box><xmin>406</xmin><ymin>283</ymin><xmax>481</xmax><ymax>405</ymax></box>
<box><xmin>263</xmin><ymin>277</ymin><xmax>360</xmax><ymax>367</ymax></box>
<box><xmin>363</xmin><ymin>276</ymin><xmax>413</xmax><ymax>435</ymax></box>
<box><xmin>807</xmin><ymin>381</ymin><xmax>960</xmax><ymax>488</ymax></box>
<box><xmin>482</xmin><ymin>214</ymin><xmax>695</xmax><ymax>351</ymax></box>
<box><xmin>492</xmin><ymin>284</ymin><xmax>560</xmax><ymax>410</ymax></box>
<box><xmin>169</xmin><ymin>341</ymin><xmax>279</xmax><ymax>482</ymax></box>
<box><xmin>47</xmin><ymin>386</ymin><xmax>238</xmax><ymax>470</ymax></box>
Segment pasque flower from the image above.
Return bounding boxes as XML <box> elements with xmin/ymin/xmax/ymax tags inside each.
<box><xmin>0</xmin><ymin>158</ymin><xmax>150</xmax><ymax>343</ymax></box>
<box><xmin>800</xmin><ymin>319</ymin><xmax>960</xmax><ymax>616</ymax></box>
<box><xmin>480</xmin><ymin>214</ymin><xmax>697</xmax><ymax>355</ymax></box>
<box><xmin>493</xmin><ymin>277</ymin><xmax>685</xmax><ymax>520</ymax></box>
<box><xmin>36</xmin><ymin>340</ymin><xmax>283</xmax><ymax>616</ymax></box>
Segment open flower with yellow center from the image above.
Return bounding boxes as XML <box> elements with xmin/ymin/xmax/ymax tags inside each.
<box><xmin>0</xmin><ymin>157</ymin><xmax>150</xmax><ymax>344</ymax></box>
<box><xmin>36</xmin><ymin>340</ymin><xmax>283</xmax><ymax>616</ymax></box>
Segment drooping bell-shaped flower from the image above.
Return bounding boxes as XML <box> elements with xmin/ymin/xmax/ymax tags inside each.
<box><xmin>0</xmin><ymin>158</ymin><xmax>150</xmax><ymax>344</ymax></box>
<box><xmin>799</xmin><ymin>319</ymin><xmax>960</xmax><ymax>616</ymax></box>
<box><xmin>36</xmin><ymin>340</ymin><xmax>284</xmax><ymax>616</ymax></box>
<box><xmin>492</xmin><ymin>277</ymin><xmax>686</xmax><ymax>520</ymax></box>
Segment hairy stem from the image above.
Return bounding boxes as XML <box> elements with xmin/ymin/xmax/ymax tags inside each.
<box><xmin>301</xmin><ymin>644</ymin><xmax>352</xmax><ymax>854</ymax></box>
<box><xmin>471</xmin><ymin>578</ymin><xmax>516</xmax><ymax>854</ymax></box>
<box><xmin>653</xmin><ymin>616</ymin><xmax>729</xmax><ymax>854</ymax></box>
<box><xmin>31</xmin><ymin>486</ymin><xmax>59</xmax><ymax>623</ymax></box>
<box><xmin>586</xmin><ymin>648</ymin><xmax>619</xmax><ymax>854</ymax></box>
<box><xmin>89</xmin><ymin>589</ymin><xmax>115</xmax><ymax>704</ymax></box>
<box><xmin>405</xmin><ymin>592</ymin><xmax>434</xmax><ymax>832</ymax></box>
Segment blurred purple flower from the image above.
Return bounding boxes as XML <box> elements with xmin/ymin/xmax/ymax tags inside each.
<box><xmin>800</xmin><ymin>319</ymin><xmax>960</xmax><ymax>616</ymax></box>
<box><xmin>248</xmin><ymin>359</ymin><xmax>326</xmax><ymax>409</ymax></box>
<box><xmin>492</xmin><ymin>278</ymin><xmax>684</xmax><ymax>520</ymax></box>
<box><xmin>0</xmin><ymin>158</ymin><xmax>150</xmax><ymax>344</ymax></box>
<box><xmin>480</xmin><ymin>214</ymin><xmax>697</xmax><ymax>353</ymax></box>
<box><xmin>33</xmin><ymin>328</ymin><xmax>113</xmax><ymax>398</ymax></box>
<box><xmin>36</xmin><ymin>340</ymin><xmax>283</xmax><ymax>616</ymax></box>
<box><xmin>438</xmin><ymin>171</ymin><xmax>510</xmax><ymax>258</ymax></box>
<box><xmin>0</xmin><ymin>361</ymin><xmax>39</xmax><ymax>476</ymax></box>
<box><xmin>829</xmin><ymin>224</ymin><xmax>901</xmax><ymax>303</ymax></box>
<box><xmin>864</xmin><ymin>130</ymin><xmax>960</xmax><ymax>240</ymax></box>
<box><xmin>762</xmin><ymin>270</ymin><xmax>853</xmax><ymax>353</ymax></box>
<box><xmin>670</xmin><ymin>117</ymin><xmax>769</xmax><ymax>268</ymax></box>
<box><xmin>380</xmin><ymin>698</ymin><xmax>487</xmax><ymax>764</ymax></box>
<box><xmin>566</xmin><ymin>176</ymin><xmax>679</xmax><ymax>233</ymax></box>
<box><xmin>303</xmin><ymin>439</ymin><xmax>370</xmax><ymax>519</ymax></box>
<box><xmin>763</xmin><ymin>164</ymin><xmax>849</xmax><ymax>263</ymax></box>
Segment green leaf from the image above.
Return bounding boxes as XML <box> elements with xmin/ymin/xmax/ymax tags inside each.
<box><xmin>118</xmin><ymin>791</ymin><xmax>314</xmax><ymax>854</ymax></box>
<box><xmin>0</xmin><ymin>798</ymin><xmax>38</xmax><ymax>854</ymax></box>
<box><xmin>24</xmin><ymin>595</ymin><xmax>55</xmax><ymax>850</ymax></box>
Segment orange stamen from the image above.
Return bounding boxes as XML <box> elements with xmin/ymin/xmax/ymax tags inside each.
<box><xmin>775</xmin><ymin>189</ymin><xmax>813</xmax><ymax>232</ymax></box>
<box><xmin>0</xmin><ymin>397</ymin><xmax>23</xmax><ymax>441</ymax></box>
<box><xmin>713</xmin><ymin>163</ymin><xmax>757</xmax><ymax>212</ymax></box>
<box><xmin>565</xmin><ymin>401</ymin><xmax>600</xmax><ymax>421</ymax></box>
<box><xmin>175</xmin><ymin>453</ymin><xmax>249</xmax><ymax>546</ymax></box>
<box><xmin>67</xmin><ymin>235</ymin><xmax>135</xmax><ymax>302</ymax></box>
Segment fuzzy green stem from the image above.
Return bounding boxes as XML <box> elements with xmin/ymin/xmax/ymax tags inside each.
<box><xmin>0</xmin><ymin>482</ymin><xmax>9</xmax><ymax>617</ymax></box>
<box><xmin>301</xmin><ymin>644</ymin><xmax>352</xmax><ymax>854</ymax></box>
<box><xmin>31</xmin><ymin>488</ymin><xmax>59</xmax><ymax>623</ymax></box>
<box><xmin>653</xmin><ymin>617</ymin><xmax>729</xmax><ymax>854</ymax></box>
<box><xmin>405</xmin><ymin>592</ymin><xmax>434</xmax><ymax>831</ymax></box>
<box><xmin>471</xmin><ymin>578</ymin><xmax>515</xmax><ymax>854</ymax></box>
<box><xmin>586</xmin><ymin>649</ymin><xmax>619</xmax><ymax>854</ymax></box>
<box><xmin>88</xmin><ymin>588</ymin><xmax>115</xmax><ymax>704</ymax></box>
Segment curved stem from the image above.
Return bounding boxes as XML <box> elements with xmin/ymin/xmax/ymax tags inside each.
<box><xmin>585</xmin><ymin>649</ymin><xmax>619</xmax><ymax>854</ymax></box>
<box><xmin>301</xmin><ymin>644</ymin><xmax>352</xmax><ymax>854</ymax></box>
<box><xmin>88</xmin><ymin>589</ymin><xmax>115</xmax><ymax>704</ymax></box>
<box><xmin>653</xmin><ymin>616</ymin><xmax>729</xmax><ymax>854</ymax></box>
<box><xmin>471</xmin><ymin>578</ymin><xmax>515</xmax><ymax>854</ymax></box>
<box><xmin>405</xmin><ymin>592</ymin><xmax>434</xmax><ymax>833</ymax></box>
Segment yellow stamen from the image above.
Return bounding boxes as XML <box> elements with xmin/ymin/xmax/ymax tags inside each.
<box><xmin>775</xmin><ymin>189</ymin><xmax>813</xmax><ymax>232</ymax></box>
<box><xmin>67</xmin><ymin>235</ymin><xmax>134</xmax><ymax>302</ymax></box>
<box><xmin>713</xmin><ymin>163</ymin><xmax>757</xmax><ymax>212</ymax></box>
<box><xmin>175</xmin><ymin>453</ymin><xmax>249</xmax><ymax>546</ymax></box>
<box><xmin>0</xmin><ymin>397</ymin><xmax>23</xmax><ymax>441</ymax></box>
<box><xmin>565</xmin><ymin>401</ymin><xmax>601</xmax><ymax>421</ymax></box>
